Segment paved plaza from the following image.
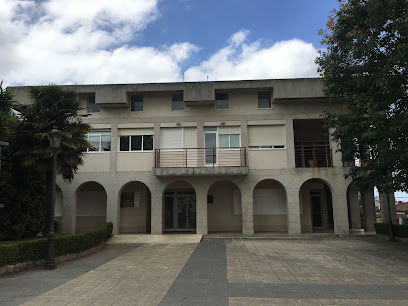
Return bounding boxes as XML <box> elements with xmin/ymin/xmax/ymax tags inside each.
<box><xmin>1</xmin><ymin>236</ymin><xmax>408</xmax><ymax>305</ymax></box>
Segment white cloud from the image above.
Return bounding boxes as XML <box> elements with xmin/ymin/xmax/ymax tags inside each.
<box><xmin>185</xmin><ymin>31</ymin><xmax>319</xmax><ymax>82</ymax></box>
<box><xmin>0</xmin><ymin>1</ymin><xmax>319</xmax><ymax>86</ymax></box>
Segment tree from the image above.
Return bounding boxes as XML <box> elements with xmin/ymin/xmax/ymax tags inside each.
<box><xmin>0</xmin><ymin>82</ymin><xmax>47</xmax><ymax>240</ymax></box>
<box><xmin>13</xmin><ymin>85</ymin><xmax>91</xmax><ymax>234</ymax></box>
<box><xmin>316</xmin><ymin>0</ymin><xmax>408</xmax><ymax>239</ymax></box>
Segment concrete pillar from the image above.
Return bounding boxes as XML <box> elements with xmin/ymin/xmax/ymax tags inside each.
<box><xmin>110</xmin><ymin>123</ymin><xmax>118</xmax><ymax>172</ymax></box>
<box><xmin>150</xmin><ymin>193</ymin><xmax>163</xmax><ymax>235</ymax></box>
<box><xmin>348</xmin><ymin>184</ymin><xmax>361</xmax><ymax>229</ymax></box>
<box><xmin>241</xmin><ymin>188</ymin><xmax>254</xmax><ymax>235</ymax></box>
<box><xmin>106</xmin><ymin>185</ymin><xmax>120</xmax><ymax>235</ymax></box>
<box><xmin>361</xmin><ymin>187</ymin><xmax>376</xmax><ymax>232</ymax></box>
<box><xmin>61</xmin><ymin>186</ymin><xmax>76</xmax><ymax>234</ymax></box>
<box><xmin>285</xmin><ymin>118</ymin><xmax>296</xmax><ymax>168</ymax></box>
<box><xmin>331</xmin><ymin>180</ymin><xmax>350</xmax><ymax>236</ymax></box>
<box><xmin>286</xmin><ymin>185</ymin><xmax>301</xmax><ymax>236</ymax></box>
<box><xmin>195</xmin><ymin>185</ymin><xmax>208</xmax><ymax>235</ymax></box>
<box><xmin>329</xmin><ymin>128</ymin><xmax>343</xmax><ymax>167</ymax></box>
<box><xmin>379</xmin><ymin>192</ymin><xmax>397</xmax><ymax>224</ymax></box>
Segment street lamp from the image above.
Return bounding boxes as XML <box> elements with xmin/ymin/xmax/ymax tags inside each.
<box><xmin>45</xmin><ymin>128</ymin><xmax>62</xmax><ymax>270</ymax></box>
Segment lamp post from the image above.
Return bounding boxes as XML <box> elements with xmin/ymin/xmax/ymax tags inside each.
<box><xmin>45</xmin><ymin>128</ymin><xmax>62</xmax><ymax>270</ymax></box>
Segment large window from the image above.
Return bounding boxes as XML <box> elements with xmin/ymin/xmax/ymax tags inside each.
<box><xmin>119</xmin><ymin>135</ymin><xmax>153</xmax><ymax>151</ymax></box>
<box><xmin>219</xmin><ymin>134</ymin><xmax>240</xmax><ymax>149</ymax></box>
<box><xmin>88</xmin><ymin>96</ymin><xmax>100</xmax><ymax>113</ymax></box>
<box><xmin>258</xmin><ymin>91</ymin><xmax>271</xmax><ymax>109</ymax></box>
<box><xmin>248</xmin><ymin>125</ymin><xmax>285</xmax><ymax>149</ymax></box>
<box><xmin>172</xmin><ymin>93</ymin><xmax>184</xmax><ymax>111</ymax></box>
<box><xmin>88</xmin><ymin>131</ymin><xmax>111</xmax><ymax>152</ymax></box>
<box><xmin>130</xmin><ymin>95</ymin><xmax>143</xmax><ymax>112</ymax></box>
<box><xmin>215</xmin><ymin>93</ymin><xmax>228</xmax><ymax>110</ymax></box>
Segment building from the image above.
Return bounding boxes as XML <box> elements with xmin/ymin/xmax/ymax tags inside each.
<box><xmin>11</xmin><ymin>78</ymin><xmax>379</xmax><ymax>237</ymax></box>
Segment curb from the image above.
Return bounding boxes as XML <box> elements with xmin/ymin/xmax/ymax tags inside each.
<box><xmin>0</xmin><ymin>242</ymin><xmax>106</xmax><ymax>277</ymax></box>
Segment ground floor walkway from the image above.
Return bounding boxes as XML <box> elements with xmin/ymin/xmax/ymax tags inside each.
<box><xmin>1</xmin><ymin>237</ymin><xmax>408</xmax><ymax>305</ymax></box>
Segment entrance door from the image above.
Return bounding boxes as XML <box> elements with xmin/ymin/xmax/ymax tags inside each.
<box><xmin>311</xmin><ymin>192</ymin><xmax>323</xmax><ymax>228</ymax></box>
<box><xmin>164</xmin><ymin>191</ymin><xmax>196</xmax><ymax>232</ymax></box>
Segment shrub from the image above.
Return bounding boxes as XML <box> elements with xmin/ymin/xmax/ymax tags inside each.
<box><xmin>0</xmin><ymin>222</ymin><xmax>113</xmax><ymax>268</ymax></box>
<box><xmin>374</xmin><ymin>223</ymin><xmax>408</xmax><ymax>238</ymax></box>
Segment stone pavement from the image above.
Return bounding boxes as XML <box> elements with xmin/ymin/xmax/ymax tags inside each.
<box><xmin>0</xmin><ymin>237</ymin><xmax>408</xmax><ymax>305</ymax></box>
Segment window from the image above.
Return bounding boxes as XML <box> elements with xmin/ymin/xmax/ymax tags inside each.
<box><xmin>258</xmin><ymin>91</ymin><xmax>271</xmax><ymax>109</ymax></box>
<box><xmin>215</xmin><ymin>93</ymin><xmax>228</xmax><ymax>110</ymax></box>
<box><xmin>130</xmin><ymin>95</ymin><xmax>143</xmax><ymax>112</ymax></box>
<box><xmin>248</xmin><ymin>125</ymin><xmax>285</xmax><ymax>149</ymax></box>
<box><xmin>219</xmin><ymin>134</ymin><xmax>240</xmax><ymax>149</ymax></box>
<box><xmin>88</xmin><ymin>96</ymin><xmax>100</xmax><ymax>113</ymax></box>
<box><xmin>160</xmin><ymin>128</ymin><xmax>183</xmax><ymax>149</ymax></box>
<box><xmin>172</xmin><ymin>93</ymin><xmax>184</xmax><ymax>111</ymax></box>
<box><xmin>120</xmin><ymin>192</ymin><xmax>140</xmax><ymax>208</ymax></box>
<box><xmin>88</xmin><ymin>131</ymin><xmax>111</xmax><ymax>152</ymax></box>
<box><xmin>119</xmin><ymin>135</ymin><xmax>153</xmax><ymax>151</ymax></box>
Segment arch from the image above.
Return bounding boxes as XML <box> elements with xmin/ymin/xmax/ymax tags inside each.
<box><xmin>118</xmin><ymin>181</ymin><xmax>151</xmax><ymax>233</ymax></box>
<box><xmin>75</xmin><ymin>181</ymin><xmax>107</xmax><ymax>233</ymax></box>
<box><xmin>207</xmin><ymin>180</ymin><xmax>242</xmax><ymax>233</ymax></box>
<box><xmin>163</xmin><ymin>181</ymin><xmax>196</xmax><ymax>233</ymax></box>
<box><xmin>253</xmin><ymin>179</ymin><xmax>288</xmax><ymax>233</ymax></box>
<box><xmin>299</xmin><ymin>178</ymin><xmax>334</xmax><ymax>233</ymax></box>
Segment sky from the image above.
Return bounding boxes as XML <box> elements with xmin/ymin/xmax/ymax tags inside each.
<box><xmin>0</xmin><ymin>0</ymin><xmax>339</xmax><ymax>86</ymax></box>
<box><xmin>1</xmin><ymin>0</ymin><xmax>407</xmax><ymax>201</ymax></box>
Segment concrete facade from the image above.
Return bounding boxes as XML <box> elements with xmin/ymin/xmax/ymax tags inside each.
<box><xmin>11</xmin><ymin>78</ymin><xmax>377</xmax><ymax>237</ymax></box>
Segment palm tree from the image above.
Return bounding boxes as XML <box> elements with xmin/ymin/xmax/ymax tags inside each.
<box><xmin>13</xmin><ymin>85</ymin><xmax>91</xmax><ymax>234</ymax></box>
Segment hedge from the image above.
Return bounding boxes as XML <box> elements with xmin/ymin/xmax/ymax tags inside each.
<box><xmin>374</xmin><ymin>223</ymin><xmax>408</xmax><ymax>238</ymax></box>
<box><xmin>0</xmin><ymin>222</ymin><xmax>113</xmax><ymax>268</ymax></box>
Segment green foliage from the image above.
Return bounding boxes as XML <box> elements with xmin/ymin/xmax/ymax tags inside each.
<box><xmin>374</xmin><ymin>223</ymin><xmax>408</xmax><ymax>238</ymax></box>
<box><xmin>316</xmin><ymin>0</ymin><xmax>408</xmax><ymax>194</ymax></box>
<box><xmin>0</xmin><ymin>222</ymin><xmax>113</xmax><ymax>268</ymax></box>
<box><xmin>0</xmin><ymin>82</ymin><xmax>47</xmax><ymax>240</ymax></box>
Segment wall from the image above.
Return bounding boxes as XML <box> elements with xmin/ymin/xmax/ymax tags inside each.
<box><xmin>248</xmin><ymin>150</ymin><xmax>287</xmax><ymax>169</ymax></box>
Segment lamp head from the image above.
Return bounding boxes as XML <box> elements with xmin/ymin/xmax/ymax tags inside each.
<box><xmin>49</xmin><ymin>128</ymin><xmax>62</xmax><ymax>150</ymax></box>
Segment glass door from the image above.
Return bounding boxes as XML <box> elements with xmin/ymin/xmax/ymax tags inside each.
<box><xmin>205</xmin><ymin>127</ymin><xmax>217</xmax><ymax>165</ymax></box>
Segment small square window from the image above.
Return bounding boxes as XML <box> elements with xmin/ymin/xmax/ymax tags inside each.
<box><xmin>88</xmin><ymin>96</ymin><xmax>100</xmax><ymax>113</ymax></box>
<box><xmin>258</xmin><ymin>91</ymin><xmax>271</xmax><ymax>109</ymax></box>
<box><xmin>131</xmin><ymin>95</ymin><xmax>143</xmax><ymax>112</ymax></box>
<box><xmin>172</xmin><ymin>94</ymin><xmax>184</xmax><ymax>111</ymax></box>
<box><xmin>215</xmin><ymin>93</ymin><xmax>228</xmax><ymax>110</ymax></box>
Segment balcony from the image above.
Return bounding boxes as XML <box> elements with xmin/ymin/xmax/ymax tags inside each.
<box><xmin>295</xmin><ymin>147</ymin><xmax>333</xmax><ymax>168</ymax></box>
<box><xmin>153</xmin><ymin>147</ymin><xmax>248</xmax><ymax>176</ymax></box>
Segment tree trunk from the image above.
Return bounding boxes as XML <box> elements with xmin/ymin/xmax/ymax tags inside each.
<box><xmin>387</xmin><ymin>193</ymin><xmax>395</xmax><ymax>241</ymax></box>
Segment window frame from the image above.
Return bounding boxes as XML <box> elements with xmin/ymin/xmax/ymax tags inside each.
<box><xmin>219</xmin><ymin>134</ymin><xmax>241</xmax><ymax>150</ymax></box>
<box><xmin>215</xmin><ymin>93</ymin><xmax>229</xmax><ymax>110</ymax></box>
<box><xmin>87</xmin><ymin>130</ymin><xmax>111</xmax><ymax>152</ymax></box>
<box><xmin>130</xmin><ymin>95</ymin><xmax>144</xmax><ymax>112</ymax></box>
<box><xmin>118</xmin><ymin>134</ymin><xmax>154</xmax><ymax>152</ymax></box>
<box><xmin>171</xmin><ymin>93</ymin><xmax>185</xmax><ymax>111</ymax></box>
<box><xmin>258</xmin><ymin>91</ymin><xmax>272</xmax><ymax>109</ymax></box>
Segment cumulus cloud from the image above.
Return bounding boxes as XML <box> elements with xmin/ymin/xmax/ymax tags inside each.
<box><xmin>0</xmin><ymin>1</ymin><xmax>319</xmax><ymax>86</ymax></box>
<box><xmin>184</xmin><ymin>30</ymin><xmax>319</xmax><ymax>82</ymax></box>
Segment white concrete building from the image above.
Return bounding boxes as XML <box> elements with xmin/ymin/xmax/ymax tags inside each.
<box><xmin>11</xmin><ymin>78</ymin><xmax>380</xmax><ymax>237</ymax></box>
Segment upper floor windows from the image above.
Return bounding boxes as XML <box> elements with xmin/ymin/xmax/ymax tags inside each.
<box><xmin>119</xmin><ymin>135</ymin><xmax>153</xmax><ymax>151</ymax></box>
<box><xmin>215</xmin><ymin>93</ymin><xmax>229</xmax><ymax>110</ymax></box>
<box><xmin>130</xmin><ymin>95</ymin><xmax>143</xmax><ymax>112</ymax></box>
<box><xmin>172</xmin><ymin>94</ymin><xmax>184</xmax><ymax>111</ymax></box>
<box><xmin>88</xmin><ymin>96</ymin><xmax>100</xmax><ymax>113</ymax></box>
<box><xmin>258</xmin><ymin>91</ymin><xmax>271</xmax><ymax>109</ymax></box>
<box><xmin>88</xmin><ymin>131</ymin><xmax>110</xmax><ymax>152</ymax></box>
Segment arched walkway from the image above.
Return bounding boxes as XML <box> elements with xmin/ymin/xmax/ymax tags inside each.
<box><xmin>119</xmin><ymin>181</ymin><xmax>151</xmax><ymax>233</ymax></box>
<box><xmin>76</xmin><ymin>182</ymin><xmax>107</xmax><ymax>233</ymax></box>
<box><xmin>253</xmin><ymin>179</ymin><xmax>288</xmax><ymax>233</ymax></box>
<box><xmin>163</xmin><ymin>181</ymin><xmax>196</xmax><ymax>233</ymax></box>
<box><xmin>299</xmin><ymin>179</ymin><xmax>334</xmax><ymax>233</ymax></box>
<box><xmin>207</xmin><ymin>180</ymin><xmax>242</xmax><ymax>233</ymax></box>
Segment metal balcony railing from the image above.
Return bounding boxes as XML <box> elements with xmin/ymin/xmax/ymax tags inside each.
<box><xmin>155</xmin><ymin>147</ymin><xmax>247</xmax><ymax>168</ymax></box>
<box><xmin>295</xmin><ymin>147</ymin><xmax>333</xmax><ymax>168</ymax></box>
